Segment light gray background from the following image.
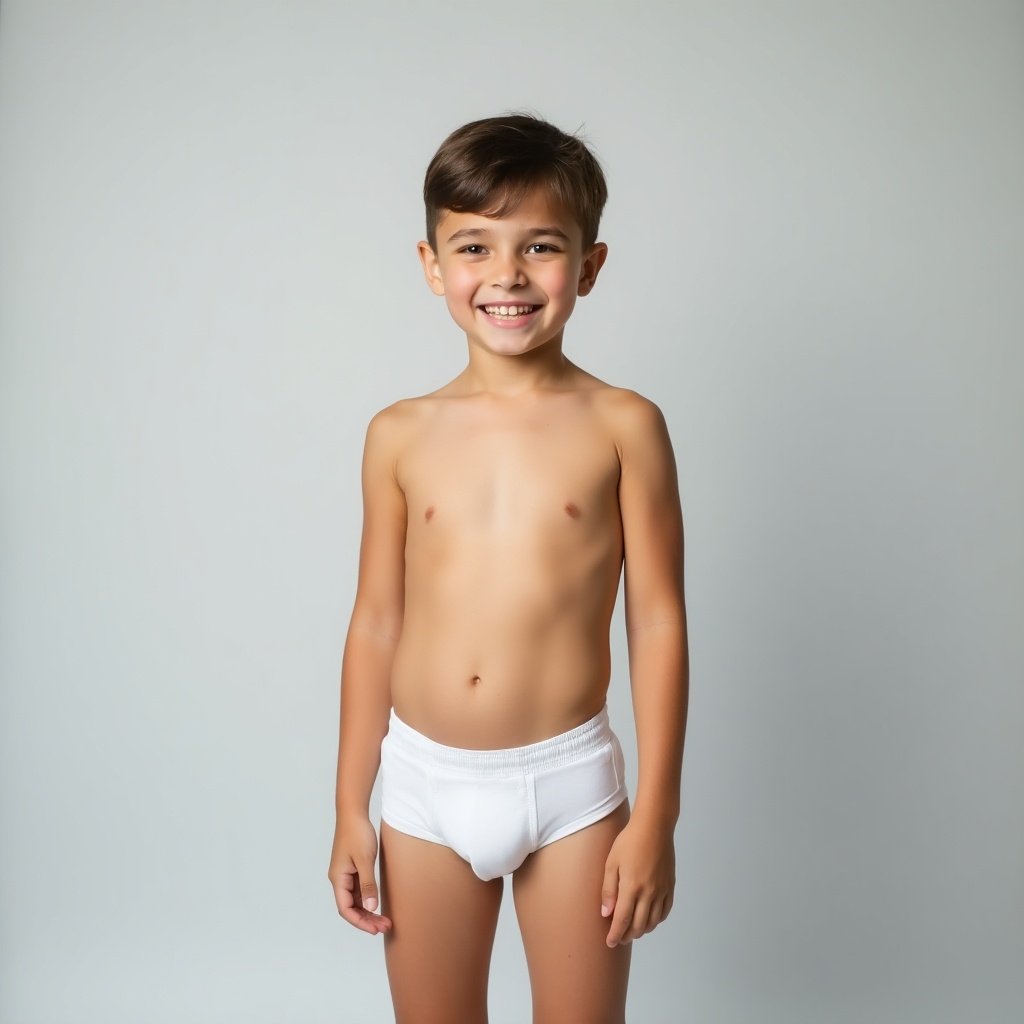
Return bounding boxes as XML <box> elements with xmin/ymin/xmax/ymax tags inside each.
<box><xmin>1</xmin><ymin>1</ymin><xmax>1021</xmax><ymax>1022</ymax></box>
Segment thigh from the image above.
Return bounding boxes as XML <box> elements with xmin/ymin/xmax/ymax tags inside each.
<box><xmin>511</xmin><ymin>798</ymin><xmax>632</xmax><ymax>1024</ymax></box>
<box><xmin>380</xmin><ymin>819</ymin><xmax>504</xmax><ymax>1024</ymax></box>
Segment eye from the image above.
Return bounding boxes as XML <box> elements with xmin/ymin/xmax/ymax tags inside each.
<box><xmin>458</xmin><ymin>244</ymin><xmax>486</xmax><ymax>255</ymax></box>
<box><xmin>527</xmin><ymin>243</ymin><xmax>558</xmax><ymax>254</ymax></box>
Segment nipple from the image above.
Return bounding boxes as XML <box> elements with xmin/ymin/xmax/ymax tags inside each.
<box><xmin>564</xmin><ymin>501</ymin><xmax>580</xmax><ymax>518</ymax></box>
<box><xmin>424</xmin><ymin>505</ymin><xmax>435</xmax><ymax>522</ymax></box>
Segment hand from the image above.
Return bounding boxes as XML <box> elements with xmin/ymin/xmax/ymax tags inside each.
<box><xmin>328</xmin><ymin>813</ymin><xmax>393</xmax><ymax>935</ymax></box>
<box><xmin>600</xmin><ymin>816</ymin><xmax>676</xmax><ymax>948</ymax></box>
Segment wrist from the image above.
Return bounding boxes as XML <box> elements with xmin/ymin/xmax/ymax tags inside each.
<box><xmin>336</xmin><ymin>798</ymin><xmax>371</xmax><ymax>823</ymax></box>
<box><xmin>629</xmin><ymin>799</ymin><xmax>679</xmax><ymax>832</ymax></box>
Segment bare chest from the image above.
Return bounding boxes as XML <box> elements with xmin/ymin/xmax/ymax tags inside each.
<box><xmin>398</xmin><ymin>409</ymin><xmax>621</xmax><ymax>539</ymax></box>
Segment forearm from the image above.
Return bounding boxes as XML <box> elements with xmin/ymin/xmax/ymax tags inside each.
<box><xmin>334</xmin><ymin>620</ymin><xmax>399</xmax><ymax>819</ymax></box>
<box><xmin>626</xmin><ymin>619</ymin><xmax>689</xmax><ymax>827</ymax></box>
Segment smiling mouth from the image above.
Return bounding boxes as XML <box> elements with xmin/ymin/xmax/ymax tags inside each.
<box><xmin>478</xmin><ymin>304</ymin><xmax>541</xmax><ymax>320</ymax></box>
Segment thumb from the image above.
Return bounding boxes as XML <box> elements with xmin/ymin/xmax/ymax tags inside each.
<box><xmin>356</xmin><ymin>856</ymin><xmax>380</xmax><ymax>913</ymax></box>
<box><xmin>601</xmin><ymin>855</ymin><xmax>619</xmax><ymax>919</ymax></box>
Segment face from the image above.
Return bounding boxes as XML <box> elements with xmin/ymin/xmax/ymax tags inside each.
<box><xmin>418</xmin><ymin>188</ymin><xmax>608</xmax><ymax>357</ymax></box>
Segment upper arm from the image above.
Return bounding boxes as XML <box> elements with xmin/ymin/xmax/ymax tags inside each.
<box><xmin>612</xmin><ymin>391</ymin><xmax>686</xmax><ymax>635</ymax></box>
<box><xmin>350</xmin><ymin>404</ymin><xmax>408</xmax><ymax>641</ymax></box>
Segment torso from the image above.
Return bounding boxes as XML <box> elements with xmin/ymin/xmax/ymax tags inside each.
<box><xmin>388</xmin><ymin>376</ymin><xmax>626</xmax><ymax>748</ymax></box>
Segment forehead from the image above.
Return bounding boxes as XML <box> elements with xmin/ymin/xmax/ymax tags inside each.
<box><xmin>436</xmin><ymin>189</ymin><xmax>581</xmax><ymax>246</ymax></box>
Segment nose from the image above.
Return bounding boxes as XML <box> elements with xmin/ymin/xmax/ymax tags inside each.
<box><xmin>491</xmin><ymin>252</ymin><xmax>527</xmax><ymax>289</ymax></box>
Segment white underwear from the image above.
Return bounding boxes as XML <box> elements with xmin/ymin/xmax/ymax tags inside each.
<box><xmin>379</xmin><ymin>704</ymin><xmax>628</xmax><ymax>881</ymax></box>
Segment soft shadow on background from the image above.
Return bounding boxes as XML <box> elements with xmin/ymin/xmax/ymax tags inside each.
<box><xmin>1</xmin><ymin>2</ymin><xmax>1021</xmax><ymax>1022</ymax></box>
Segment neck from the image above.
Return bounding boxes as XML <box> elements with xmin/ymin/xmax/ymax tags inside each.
<box><xmin>458</xmin><ymin>340</ymin><xmax>575</xmax><ymax>399</ymax></box>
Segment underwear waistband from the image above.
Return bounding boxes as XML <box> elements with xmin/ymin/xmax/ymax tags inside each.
<box><xmin>385</xmin><ymin>703</ymin><xmax>614</xmax><ymax>776</ymax></box>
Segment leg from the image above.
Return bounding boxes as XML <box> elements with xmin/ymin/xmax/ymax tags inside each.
<box><xmin>512</xmin><ymin>798</ymin><xmax>632</xmax><ymax>1024</ymax></box>
<box><xmin>380</xmin><ymin>819</ymin><xmax>504</xmax><ymax>1024</ymax></box>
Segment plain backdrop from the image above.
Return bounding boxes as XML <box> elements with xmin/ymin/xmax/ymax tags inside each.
<box><xmin>1</xmin><ymin>2</ymin><xmax>1022</xmax><ymax>1022</ymax></box>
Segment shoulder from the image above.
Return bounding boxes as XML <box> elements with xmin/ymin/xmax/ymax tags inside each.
<box><xmin>593</xmin><ymin>385</ymin><xmax>665</xmax><ymax>422</ymax></box>
<box><xmin>362</xmin><ymin>394</ymin><xmax>445</xmax><ymax>485</ymax></box>
<box><xmin>365</xmin><ymin>394</ymin><xmax>436</xmax><ymax>443</ymax></box>
<box><xmin>361</xmin><ymin>398</ymin><xmax>420</xmax><ymax>475</ymax></box>
<box><xmin>590</xmin><ymin>386</ymin><xmax>671</xmax><ymax>461</ymax></box>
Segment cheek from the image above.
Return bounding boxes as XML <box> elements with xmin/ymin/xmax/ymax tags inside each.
<box><xmin>544</xmin><ymin>265</ymin><xmax>575</xmax><ymax>298</ymax></box>
<box><xmin>442</xmin><ymin>276</ymin><xmax>479</xmax><ymax>323</ymax></box>
<box><xmin>442</xmin><ymin>268</ymin><xmax>477</xmax><ymax>303</ymax></box>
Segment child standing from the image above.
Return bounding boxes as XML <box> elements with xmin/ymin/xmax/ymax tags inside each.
<box><xmin>329</xmin><ymin>112</ymin><xmax>689</xmax><ymax>1024</ymax></box>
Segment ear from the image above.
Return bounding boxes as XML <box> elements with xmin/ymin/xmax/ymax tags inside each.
<box><xmin>577</xmin><ymin>242</ymin><xmax>609</xmax><ymax>297</ymax></box>
<box><xmin>417</xmin><ymin>241</ymin><xmax>445</xmax><ymax>296</ymax></box>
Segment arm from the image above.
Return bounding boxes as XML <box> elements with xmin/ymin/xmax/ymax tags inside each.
<box><xmin>601</xmin><ymin>392</ymin><xmax>689</xmax><ymax>947</ymax></box>
<box><xmin>328</xmin><ymin>405</ymin><xmax>408</xmax><ymax>935</ymax></box>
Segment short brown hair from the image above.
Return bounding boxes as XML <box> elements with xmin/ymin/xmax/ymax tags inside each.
<box><xmin>423</xmin><ymin>112</ymin><xmax>608</xmax><ymax>252</ymax></box>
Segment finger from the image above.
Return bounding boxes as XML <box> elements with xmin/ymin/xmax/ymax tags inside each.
<box><xmin>355</xmin><ymin>856</ymin><xmax>380</xmax><ymax>914</ymax></box>
<box><xmin>334</xmin><ymin>872</ymin><xmax>392</xmax><ymax>933</ymax></box>
<box><xmin>625</xmin><ymin>894</ymin><xmax>653</xmax><ymax>940</ymax></box>
<box><xmin>643</xmin><ymin>895</ymin><xmax>666</xmax><ymax>934</ymax></box>
<box><xmin>333</xmin><ymin>871</ymin><xmax>355</xmax><ymax>913</ymax></box>
<box><xmin>606</xmin><ymin>888</ymin><xmax>636</xmax><ymax>948</ymax></box>
<box><xmin>663</xmin><ymin>891</ymin><xmax>674</xmax><ymax>920</ymax></box>
<box><xmin>656</xmin><ymin>891</ymin><xmax>672</xmax><ymax>925</ymax></box>
<box><xmin>340</xmin><ymin>902</ymin><xmax>393</xmax><ymax>934</ymax></box>
<box><xmin>600</xmin><ymin>859</ymin><xmax>619</xmax><ymax>919</ymax></box>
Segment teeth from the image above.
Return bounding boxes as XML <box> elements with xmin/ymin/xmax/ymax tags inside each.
<box><xmin>482</xmin><ymin>305</ymin><xmax>536</xmax><ymax>317</ymax></box>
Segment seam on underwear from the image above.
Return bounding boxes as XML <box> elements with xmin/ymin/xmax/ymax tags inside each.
<box><xmin>610</xmin><ymin>736</ymin><xmax>621</xmax><ymax>790</ymax></box>
<box><xmin>615</xmin><ymin>734</ymin><xmax>628</xmax><ymax>790</ymax></box>
<box><xmin>426</xmin><ymin>766</ymin><xmax>443</xmax><ymax>843</ymax></box>
<box><xmin>379</xmin><ymin>810</ymin><xmax>449</xmax><ymax>848</ymax></box>
<box><xmin>380</xmin><ymin>734</ymin><xmax>449</xmax><ymax>847</ymax></box>
<box><xmin>538</xmin><ymin>789</ymin><xmax>629</xmax><ymax>850</ymax></box>
<box><xmin>526</xmin><ymin>773</ymin><xmax>539</xmax><ymax>849</ymax></box>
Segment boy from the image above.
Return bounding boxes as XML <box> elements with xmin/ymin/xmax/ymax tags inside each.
<box><xmin>329</xmin><ymin>112</ymin><xmax>689</xmax><ymax>1024</ymax></box>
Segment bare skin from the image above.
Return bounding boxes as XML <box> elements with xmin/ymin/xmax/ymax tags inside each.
<box><xmin>390</xmin><ymin>377</ymin><xmax>625</xmax><ymax>747</ymax></box>
<box><xmin>329</xmin><ymin>188</ymin><xmax>688</xmax><ymax>1023</ymax></box>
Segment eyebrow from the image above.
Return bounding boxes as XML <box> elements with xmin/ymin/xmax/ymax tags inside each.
<box><xmin>445</xmin><ymin>225</ymin><xmax>573</xmax><ymax>245</ymax></box>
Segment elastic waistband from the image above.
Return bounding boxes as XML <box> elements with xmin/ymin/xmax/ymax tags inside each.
<box><xmin>385</xmin><ymin>704</ymin><xmax>614</xmax><ymax>776</ymax></box>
